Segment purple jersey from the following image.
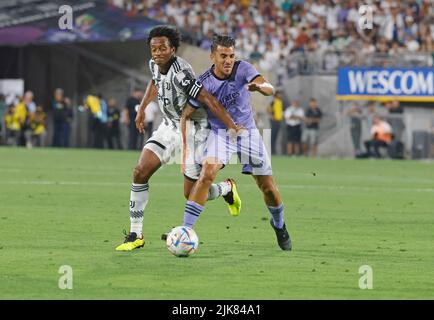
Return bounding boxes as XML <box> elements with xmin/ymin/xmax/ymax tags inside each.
<box><xmin>190</xmin><ymin>60</ymin><xmax>261</xmax><ymax>131</ymax></box>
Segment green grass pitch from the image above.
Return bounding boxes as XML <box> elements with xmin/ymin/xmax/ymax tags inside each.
<box><xmin>0</xmin><ymin>147</ymin><xmax>433</xmax><ymax>299</ymax></box>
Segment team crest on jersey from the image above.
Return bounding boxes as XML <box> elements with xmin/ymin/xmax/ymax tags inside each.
<box><xmin>165</xmin><ymin>82</ymin><xmax>171</xmax><ymax>90</ymax></box>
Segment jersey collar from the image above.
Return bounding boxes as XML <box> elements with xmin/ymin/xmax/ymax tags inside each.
<box><xmin>158</xmin><ymin>56</ymin><xmax>177</xmax><ymax>75</ymax></box>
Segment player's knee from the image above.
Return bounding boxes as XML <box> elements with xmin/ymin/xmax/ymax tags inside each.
<box><xmin>199</xmin><ymin>165</ymin><xmax>218</xmax><ymax>186</ymax></box>
<box><xmin>133</xmin><ymin>165</ymin><xmax>149</xmax><ymax>183</ymax></box>
<box><xmin>198</xmin><ymin>173</ymin><xmax>215</xmax><ymax>187</ymax></box>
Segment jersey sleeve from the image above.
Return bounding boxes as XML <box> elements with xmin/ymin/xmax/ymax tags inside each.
<box><xmin>187</xmin><ymin>98</ymin><xmax>201</xmax><ymax>109</ymax></box>
<box><xmin>240</xmin><ymin>60</ymin><xmax>261</xmax><ymax>84</ymax></box>
<box><xmin>188</xmin><ymin>72</ymin><xmax>214</xmax><ymax>109</ymax></box>
<box><xmin>174</xmin><ymin>69</ymin><xmax>203</xmax><ymax>100</ymax></box>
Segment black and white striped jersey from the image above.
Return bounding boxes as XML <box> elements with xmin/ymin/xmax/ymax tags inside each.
<box><xmin>149</xmin><ymin>56</ymin><xmax>208</xmax><ymax>129</ymax></box>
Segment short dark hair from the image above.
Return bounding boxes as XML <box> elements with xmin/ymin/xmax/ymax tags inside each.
<box><xmin>211</xmin><ymin>34</ymin><xmax>236</xmax><ymax>52</ymax></box>
<box><xmin>147</xmin><ymin>25</ymin><xmax>181</xmax><ymax>51</ymax></box>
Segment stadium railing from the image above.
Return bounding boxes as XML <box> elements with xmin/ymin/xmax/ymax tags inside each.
<box><xmin>282</xmin><ymin>51</ymin><xmax>434</xmax><ymax>77</ymax></box>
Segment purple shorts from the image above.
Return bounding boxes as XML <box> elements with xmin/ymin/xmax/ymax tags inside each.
<box><xmin>202</xmin><ymin>129</ymin><xmax>273</xmax><ymax>176</ymax></box>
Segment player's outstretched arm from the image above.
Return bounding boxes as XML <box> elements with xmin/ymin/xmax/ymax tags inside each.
<box><xmin>247</xmin><ymin>75</ymin><xmax>275</xmax><ymax>96</ymax></box>
<box><xmin>196</xmin><ymin>88</ymin><xmax>240</xmax><ymax>132</ymax></box>
<box><xmin>180</xmin><ymin>105</ymin><xmax>196</xmax><ymax>173</ymax></box>
<box><xmin>135</xmin><ymin>80</ymin><xmax>158</xmax><ymax>134</ymax></box>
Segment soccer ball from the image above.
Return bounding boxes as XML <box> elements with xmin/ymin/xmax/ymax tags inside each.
<box><xmin>166</xmin><ymin>226</ymin><xmax>199</xmax><ymax>257</ymax></box>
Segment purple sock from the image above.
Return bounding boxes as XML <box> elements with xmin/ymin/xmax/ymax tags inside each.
<box><xmin>268</xmin><ymin>203</ymin><xmax>285</xmax><ymax>229</ymax></box>
<box><xmin>183</xmin><ymin>201</ymin><xmax>204</xmax><ymax>228</ymax></box>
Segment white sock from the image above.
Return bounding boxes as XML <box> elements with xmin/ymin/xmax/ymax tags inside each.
<box><xmin>207</xmin><ymin>181</ymin><xmax>232</xmax><ymax>200</ymax></box>
<box><xmin>219</xmin><ymin>180</ymin><xmax>232</xmax><ymax>196</ymax></box>
<box><xmin>129</xmin><ymin>183</ymin><xmax>149</xmax><ymax>238</ymax></box>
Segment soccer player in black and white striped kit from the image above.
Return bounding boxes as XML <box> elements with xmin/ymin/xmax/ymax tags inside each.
<box><xmin>116</xmin><ymin>26</ymin><xmax>242</xmax><ymax>251</ymax></box>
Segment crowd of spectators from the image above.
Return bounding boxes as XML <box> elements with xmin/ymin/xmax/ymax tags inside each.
<box><xmin>0</xmin><ymin>89</ymin><xmax>159</xmax><ymax>151</ymax></box>
<box><xmin>84</xmin><ymin>89</ymin><xmax>158</xmax><ymax>150</ymax></box>
<box><xmin>0</xmin><ymin>88</ymin><xmax>430</xmax><ymax>159</ymax></box>
<box><xmin>266</xmin><ymin>90</ymin><xmax>413</xmax><ymax>159</ymax></box>
<box><xmin>108</xmin><ymin>0</ymin><xmax>434</xmax><ymax>75</ymax></box>
<box><xmin>0</xmin><ymin>92</ymin><xmax>48</xmax><ymax>148</ymax></box>
<box><xmin>267</xmin><ymin>93</ymin><xmax>324</xmax><ymax>157</ymax></box>
<box><xmin>346</xmin><ymin>99</ymin><xmax>406</xmax><ymax>159</ymax></box>
<box><xmin>0</xmin><ymin>89</ymin><xmax>77</xmax><ymax>148</ymax></box>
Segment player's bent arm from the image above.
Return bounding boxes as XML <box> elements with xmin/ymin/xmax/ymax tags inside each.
<box><xmin>248</xmin><ymin>75</ymin><xmax>275</xmax><ymax>96</ymax></box>
<box><xmin>138</xmin><ymin>80</ymin><xmax>158</xmax><ymax>115</ymax></box>
<box><xmin>135</xmin><ymin>80</ymin><xmax>157</xmax><ymax>133</ymax></box>
<box><xmin>180</xmin><ymin>105</ymin><xmax>196</xmax><ymax>172</ymax></box>
<box><xmin>180</xmin><ymin>105</ymin><xmax>196</xmax><ymax>148</ymax></box>
<box><xmin>196</xmin><ymin>89</ymin><xmax>237</xmax><ymax>131</ymax></box>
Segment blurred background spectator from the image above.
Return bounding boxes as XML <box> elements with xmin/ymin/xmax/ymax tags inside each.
<box><xmin>0</xmin><ymin>94</ymin><xmax>6</xmax><ymax>145</ymax></box>
<box><xmin>94</xmin><ymin>94</ymin><xmax>109</xmax><ymax>149</ymax></box>
<box><xmin>29</xmin><ymin>105</ymin><xmax>47</xmax><ymax>147</ymax></box>
<box><xmin>124</xmin><ymin>88</ymin><xmax>144</xmax><ymax>150</ymax></box>
<box><xmin>21</xmin><ymin>91</ymin><xmax>37</xmax><ymax>148</ymax></box>
<box><xmin>362</xmin><ymin>115</ymin><xmax>393</xmax><ymax>158</ymax></box>
<box><xmin>52</xmin><ymin>88</ymin><xmax>73</xmax><ymax>148</ymax></box>
<box><xmin>107</xmin><ymin>98</ymin><xmax>123</xmax><ymax>150</ymax></box>
<box><xmin>302</xmin><ymin>98</ymin><xmax>323</xmax><ymax>157</ymax></box>
<box><xmin>5</xmin><ymin>105</ymin><xmax>21</xmax><ymax>146</ymax></box>
<box><xmin>431</xmin><ymin>116</ymin><xmax>434</xmax><ymax>157</ymax></box>
<box><xmin>386</xmin><ymin>99</ymin><xmax>406</xmax><ymax>142</ymax></box>
<box><xmin>284</xmin><ymin>97</ymin><xmax>304</xmax><ymax>156</ymax></box>
<box><xmin>267</xmin><ymin>89</ymin><xmax>284</xmax><ymax>155</ymax></box>
<box><xmin>346</xmin><ymin>101</ymin><xmax>363</xmax><ymax>157</ymax></box>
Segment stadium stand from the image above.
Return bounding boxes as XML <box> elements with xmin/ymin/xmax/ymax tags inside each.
<box><xmin>109</xmin><ymin>0</ymin><xmax>434</xmax><ymax>73</ymax></box>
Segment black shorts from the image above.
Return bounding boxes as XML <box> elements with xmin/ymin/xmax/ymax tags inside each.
<box><xmin>287</xmin><ymin>124</ymin><xmax>301</xmax><ymax>143</ymax></box>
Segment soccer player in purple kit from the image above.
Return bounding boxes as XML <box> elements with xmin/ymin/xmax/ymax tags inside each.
<box><xmin>180</xmin><ymin>35</ymin><xmax>292</xmax><ymax>251</ymax></box>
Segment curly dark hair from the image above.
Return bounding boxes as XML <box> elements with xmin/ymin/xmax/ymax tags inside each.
<box><xmin>211</xmin><ymin>34</ymin><xmax>236</xmax><ymax>52</ymax></box>
<box><xmin>147</xmin><ymin>25</ymin><xmax>181</xmax><ymax>51</ymax></box>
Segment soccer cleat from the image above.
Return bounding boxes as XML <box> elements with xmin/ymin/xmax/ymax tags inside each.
<box><xmin>115</xmin><ymin>231</ymin><xmax>145</xmax><ymax>251</ymax></box>
<box><xmin>222</xmin><ymin>178</ymin><xmax>242</xmax><ymax>217</ymax></box>
<box><xmin>270</xmin><ymin>219</ymin><xmax>292</xmax><ymax>251</ymax></box>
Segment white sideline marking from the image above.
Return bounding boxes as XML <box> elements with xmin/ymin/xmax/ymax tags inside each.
<box><xmin>1</xmin><ymin>180</ymin><xmax>434</xmax><ymax>193</ymax></box>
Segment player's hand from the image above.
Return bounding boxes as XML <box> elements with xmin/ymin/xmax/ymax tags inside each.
<box><xmin>135</xmin><ymin>112</ymin><xmax>145</xmax><ymax>134</ymax></box>
<box><xmin>235</xmin><ymin>124</ymin><xmax>245</xmax><ymax>135</ymax></box>
<box><xmin>227</xmin><ymin>124</ymin><xmax>245</xmax><ymax>143</ymax></box>
<box><xmin>247</xmin><ymin>82</ymin><xmax>261</xmax><ymax>92</ymax></box>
